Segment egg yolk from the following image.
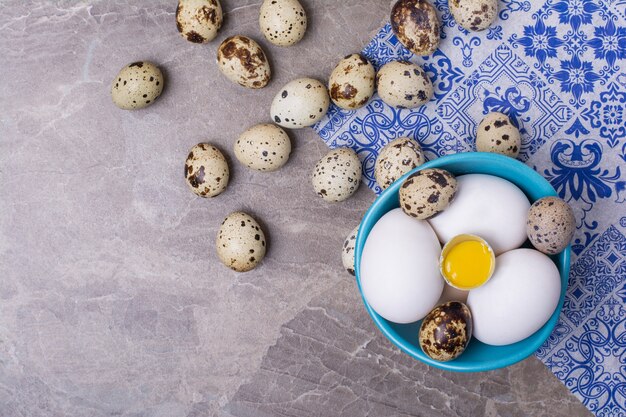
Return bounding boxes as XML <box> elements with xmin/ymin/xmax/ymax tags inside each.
<box><xmin>442</xmin><ymin>240</ymin><xmax>493</xmax><ymax>289</ymax></box>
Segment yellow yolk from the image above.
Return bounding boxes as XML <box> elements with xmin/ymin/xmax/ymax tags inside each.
<box><xmin>442</xmin><ymin>240</ymin><xmax>493</xmax><ymax>289</ymax></box>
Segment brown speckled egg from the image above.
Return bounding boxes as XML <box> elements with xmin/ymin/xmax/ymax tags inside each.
<box><xmin>419</xmin><ymin>301</ymin><xmax>472</xmax><ymax>362</ymax></box>
<box><xmin>476</xmin><ymin>112</ymin><xmax>521</xmax><ymax>158</ymax></box>
<box><xmin>111</xmin><ymin>61</ymin><xmax>163</xmax><ymax>110</ymax></box>
<box><xmin>271</xmin><ymin>78</ymin><xmax>330</xmax><ymax>128</ymax></box>
<box><xmin>184</xmin><ymin>143</ymin><xmax>229</xmax><ymax>197</ymax></box>
<box><xmin>376</xmin><ymin>61</ymin><xmax>433</xmax><ymax>109</ymax></box>
<box><xmin>259</xmin><ymin>0</ymin><xmax>307</xmax><ymax>47</ymax></box>
<box><xmin>341</xmin><ymin>225</ymin><xmax>359</xmax><ymax>275</ymax></box>
<box><xmin>391</xmin><ymin>0</ymin><xmax>440</xmax><ymax>56</ymax></box>
<box><xmin>176</xmin><ymin>0</ymin><xmax>223</xmax><ymax>43</ymax></box>
<box><xmin>375</xmin><ymin>137</ymin><xmax>425</xmax><ymax>190</ymax></box>
<box><xmin>216</xmin><ymin>212</ymin><xmax>266</xmax><ymax>272</ymax></box>
<box><xmin>449</xmin><ymin>0</ymin><xmax>498</xmax><ymax>31</ymax></box>
<box><xmin>234</xmin><ymin>124</ymin><xmax>291</xmax><ymax>172</ymax></box>
<box><xmin>312</xmin><ymin>148</ymin><xmax>362</xmax><ymax>202</ymax></box>
<box><xmin>217</xmin><ymin>36</ymin><xmax>271</xmax><ymax>89</ymax></box>
<box><xmin>527</xmin><ymin>196</ymin><xmax>576</xmax><ymax>254</ymax></box>
<box><xmin>399</xmin><ymin>168</ymin><xmax>457</xmax><ymax>219</ymax></box>
<box><xmin>329</xmin><ymin>54</ymin><xmax>376</xmax><ymax>110</ymax></box>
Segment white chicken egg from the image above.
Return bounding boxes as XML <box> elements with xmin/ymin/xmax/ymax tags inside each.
<box><xmin>428</xmin><ymin>174</ymin><xmax>530</xmax><ymax>254</ymax></box>
<box><xmin>467</xmin><ymin>249</ymin><xmax>561</xmax><ymax>346</ymax></box>
<box><xmin>360</xmin><ymin>208</ymin><xmax>443</xmax><ymax>324</ymax></box>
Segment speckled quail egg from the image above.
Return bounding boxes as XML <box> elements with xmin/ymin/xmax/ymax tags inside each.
<box><xmin>312</xmin><ymin>148</ymin><xmax>362</xmax><ymax>202</ymax></box>
<box><xmin>449</xmin><ymin>0</ymin><xmax>498</xmax><ymax>31</ymax></box>
<box><xmin>375</xmin><ymin>137</ymin><xmax>425</xmax><ymax>190</ymax></box>
<box><xmin>341</xmin><ymin>225</ymin><xmax>359</xmax><ymax>275</ymax></box>
<box><xmin>376</xmin><ymin>61</ymin><xmax>433</xmax><ymax>109</ymax></box>
<box><xmin>234</xmin><ymin>124</ymin><xmax>291</xmax><ymax>172</ymax></box>
<box><xmin>329</xmin><ymin>54</ymin><xmax>376</xmax><ymax>110</ymax></box>
<box><xmin>476</xmin><ymin>112</ymin><xmax>522</xmax><ymax>158</ymax></box>
<box><xmin>419</xmin><ymin>301</ymin><xmax>473</xmax><ymax>362</ymax></box>
<box><xmin>184</xmin><ymin>143</ymin><xmax>229</xmax><ymax>197</ymax></box>
<box><xmin>176</xmin><ymin>0</ymin><xmax>223</xmax><ymax>43</ymax></box>
<box><xmin>271</xmin><ymin>78</ymin><xmax>330</xmax><ymax>128</ymax></box>
<box><xmin>217</xmin><ymin>36</ymin><xmax>271</xmax><ymax>89</ymax></box>
<box><xmin>399</xmin><ymin>168</ymin><xmax>457</xmax><ymax>219</ymax></box>
<box><xmin>391</xmin><ymin>0</ymin><xmax>440</xmax><ymax>56</ymax></box>
<box><xmin>527</xmin><ymin>196</ymin><xmax>576</xmax><ymax>255</ymax></box>
<box><xmin>111</xmin><ymin>61</ymin><xmax>163</xmax><ymax>110</ymax></box>
<box><xmin>259</xmin><ymin>0</ymin><xmax>307</xmax><ymax>46</ymax></box>
<box><xmin>216</xmin><ymin>212</ymin><xmax>266</xmax><ymax>272</ymax></box>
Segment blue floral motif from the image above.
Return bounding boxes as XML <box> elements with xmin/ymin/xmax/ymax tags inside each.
<box><xmin>587</xmin><ymin>19</ymin><xmax>626</xmax><ymax>70</ymax></box>
<box><xmin>452</xmin><ymin>36</ymin><xmax>481</xmax><ymax>67</ymax></box>
<box><xmin>553</xmin><ymin>55</ymin><xmax>602</xmax><ymax>107</ymax></box>
<box><xmin>499</xmin><ymin>0</ymin><xmax>532</xmax><ymax>20</ymax></box>
<box><xmin>582</xmin><ymin>82</ymin><xmax>626</xmax><ymax>152</ymax></box>
<box><xmin>513</xmin><ymin>18</ymin><xmax>563</xmax><ymax>65</ymax></box>
<box><xmin>486</xmin><ymin>25</ymin><xmax>503</xmax><ymax>40</ymax></box>
<box><xmin>550</xmin><ymin>0</ymin><xmax>601</xmax><ymax>31</ymax></box>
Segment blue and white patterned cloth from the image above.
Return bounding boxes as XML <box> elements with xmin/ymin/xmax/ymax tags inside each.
<box><xmin>313</xmin><ymin>1</ymin><xmax>626</xmax><ymax>415</ymax></box>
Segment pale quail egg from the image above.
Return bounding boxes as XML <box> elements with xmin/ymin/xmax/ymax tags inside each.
<box><xmin>217</xmin><ymin>36</ymin><xmax>271</xmax><ymax>89</ymax></box>
<box><xmin>111</xmin><ymin>61</ymin><xmax>163</xmax><ymax>110</ymax></box>
<box><xmin>271</xmin><ymin>78</ymin><xmax>330</xmax><ymax>128</ymax></box>
<box><xmin>216</xmin><ymin>212</ymin><xmax>266</xmax><ymax>272</ymax></box>
<box><xmin>399</xmin><ymin>168</ymin><xmax>457</xmax><ymax>219</ymax></box>
<box><xmin>329</xmin><ymin>54</ymin><xmax>376</xmax><ymax>110</ymax></box>
<box><xmin>476</xmin><ymin>112</ymin><xmax>521</xmax><ymax>158</ymax></box>
<box><xmin>259</xmin><ymin>0</ymin><xmax>307</xmax><ymax>46</ymax></box>
<box><xmin>449</xmin><ymin>0</ymin><xmax>498</xmax><ymax>31</ymax></box>
<box><xmin>419</xmin><ymin>301</ymin><xmax>472</xmax><ymax>362</ymax></box>
<box><xmin>312</xmin><ymin>148</ymin><xmax>362</xmax><ymax>202</ymax></box>
<box><xmin>375</xmin><ymin>137</ymin><xmax>425</xmax><ymax>189</ymax></box>
<box><xmin>341</xmin><ymin>225</ymin><xmax>359</xmax><ymax>275</ymax></box>
<box><xmin>234</xmin><ymin>124</ymin><xmax>291</xmax><ymax>172</ymax></box>
<box><xmin>176</xmin><ymin>0</ymin><xmax>223</xmax><ymax>43</ymax></box>
<box><xmin>527</xmin><ymin>196</ymin><xmax>576</xmax><ymax>254</ymax></box>
<box><xmin>376</xmin><ymin>61</ymin><xmax>433</xmax><ymax>109</ymax></box>
<box><xmin>391</xmin><ymin>0</ymin><xmax>440</xmax><ymax>56</ymax></box>
<box><xmin>184</xmin><ymin>143</ymin><xmax>229</xmax><ymax>197</ymax></box>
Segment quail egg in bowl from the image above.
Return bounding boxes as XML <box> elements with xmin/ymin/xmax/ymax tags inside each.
<box><xmin>354</xmin><ymin>152</ymin><xmax>570</xmax><ymax>372</ymax></box>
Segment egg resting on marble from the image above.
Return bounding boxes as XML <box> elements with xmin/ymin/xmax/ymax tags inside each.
<box><xmin>329</xmin><ymin>54</ymin><xmax>376</xmax><ymax>110</ymax></box>
<box><xmin>376</xmin><ymin>61</ymin><xmax>433</xmax><ymax>109</ymax></box>
<box><xmin>234</xmin><ymin>124</ymin><xmax>291</xmax><ymax>172</ymax></box>
<box><xmin>216</xmin><ymin>212</ymin><xmax>266</xmax><ymax>272</ymax></box>
<box><xmin>259</xmin><ymin>0</ymin><xmax>307</xmax><ymax>46</ymax></box>
<box><xmin>111</xmin><ymin>61</ymin><xmax>163</xmax><ymax>110</ymax></box>
<box><xmin>527</xmin><ymin>196</ymin><xmax>576</xmax><ymax>254</ymax></box>
<box><xmin>375</xmin><ymin>137</ymin><xmax>425</xmax><ymax>190</ymax></box>
<box><xmin>391</xmin><ymin>0</ymin><xmax>440</xmax><ymax>56</ymax></box>
<box><xmin>311</xmin><ymin>148</ymin><xmax>362</xmax><ymax>202</ymax></box>
<box><xmin>176</xmin><ymin>0</ymin><xmax>223</xmax><ymax>43</ymax></box>
<box><xmin>341</xmin><ymin>225</ymin><xmax>359</xmax><ymax>275</ymax></box>
<box><xmin>399</xmin><ymin>168</ymin><xmax>457</xmax><ymax>219</ymax></box>
<box><xmin>271</xmin><ymin>78</ymin><xmax>330</xmax><ymax>128</ymax></box>
<box><xmin>476</xmin><ymin>112</ymin><xmax>521</xmax><ymax>158</ymax></box>
<box><xmin>184</xmin><ymin>143</ymin><xmax>229</xmax><ymax>197</ymax></box>
<box><xmin>217</xmin><ymin>36</ymin><xmax>271</xmax><ymax>89</ymax></box>
<box><xmin>419</xmin><ymin>301</ymin><xmax>472</xmax><ymax>362</ymax></box>
<box><xmin>449</xmin><ymin>0</ymin><xmax>498</xmax><ymax>31</ymax></box>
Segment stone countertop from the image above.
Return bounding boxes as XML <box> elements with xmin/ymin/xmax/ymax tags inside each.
<box><xmin>0</xmin><ymin>1</ymin><xmax>591</xmax><ymax>416</ymax></box>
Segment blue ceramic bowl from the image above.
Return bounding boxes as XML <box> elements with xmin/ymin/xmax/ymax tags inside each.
<box><xmin>355</xmin><ymin>152</ymin><xmax>570</xmax><ymax>372</ymax></box>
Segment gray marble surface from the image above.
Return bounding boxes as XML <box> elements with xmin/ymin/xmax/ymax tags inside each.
<box><xmin>0</xmin><ymin>1</ymin><xmax>591</xmax><ymax>416</ymax></box>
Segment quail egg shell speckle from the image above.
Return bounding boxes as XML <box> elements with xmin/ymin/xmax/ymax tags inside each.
<box><xmin>329</xmin><ymin>54</ymin><xmax>375</xmax><ymax>110</ymax></box>
<box><xmin>527</xmin><ymin>196</ymin><xmax>576</xmax><ymax>254</ymax></box>
<box><xmin>216</xmin><ymin>212</ymin><xmax>266</xmax><ymax>272</ymax></box>
<box><xmin>312</xmin><ymin>148</ymin><xmax>362</xmax><ymax>202</ymax></box>
<box><xmin>176</xmin><ymin>0</ymin><xmax>223</xmax><ymax>43</ymax></box>
<box><xmin>391</xmin><ymin>0</ymin><xmax>440</xmax><ymax>56</ymax></box>
<box><xmin>399</xmin><ymin>168</ymin><xmax>457</xmax><ymax>219</ymax></box>
<box><xmin>234</xmin><ymin>124</ymin><xmax>291</xmax><ymax>172</ymax></box>
<box><xmin>341</xmin><ymin>225</ymin><xmax>359</xmax><ymax>275</ymax></box>
<box><xmin>184</xmin><ymin>143</ymin><xmax>229</xmax><ymax>197</ymax></box>
<box><xmin>111</xmin><ymin>61</ymin><xmax>163</xmax><ymax>110</ymax></box>
<box><xmin>476</xmin><ymin>112</ymin><xmax>521</xmax><ymax>158</ymax></box>
<box><xmin>376</xmin><ymin>61</ymin><xmax>433</xmax><ymax>109</ymax></box>
<box><xmin>271</xmin><ymin>78</ymin><xmax>330</xmax><ymax>128</ymax></box>
<box><xmin>449</xmin><ymin>0</ymin><xmax>497</xmax><ymax>31</ymax></box>
<box><xmin>375</xmin><ymin>137</ymin><xmax>425</xmax><ymax>190</ymax></box>
<box><xmin>259</xmin><ymin>0</ymin><xmax>307</xmax><ymax>46</ymax></box>
<box><xmin>217</xmin><ymin>36</ymin><xmax>271</xmax><ymax>89</ymax></box>
<box><xmin>419</xmin><ymin>301</ymin><xmax>473</xmax><ymax>362</ymax></box>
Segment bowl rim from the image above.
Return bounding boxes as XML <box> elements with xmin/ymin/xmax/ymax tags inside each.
<box><xmin>354</xmin><ymin>152</ymin><xmax>571</xmax><ymax>372</ymax></box>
